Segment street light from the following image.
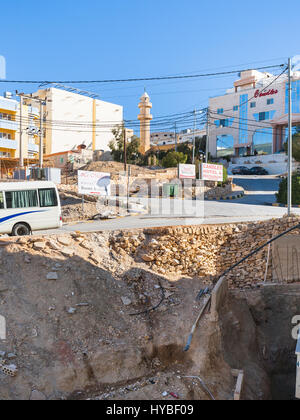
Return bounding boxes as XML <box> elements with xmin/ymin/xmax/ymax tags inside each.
<box><xmin>198</xmin><ymin>150</ymin><xmax>205</xmax><ymax>180</ymax></box>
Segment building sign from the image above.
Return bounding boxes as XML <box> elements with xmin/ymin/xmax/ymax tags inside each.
<box><xmin>178</xmin><ymin>164</ymin><xmax>196</xmax><ymax>179</ymax></box>
<box><xmin>202</xmin><ymin>163</ymin><xmax>223</xmax><ymax>182</ymax></box>
<box><xmin>78</xmin><ymin>170</ymin><xmax>111</xmax><ymax>196</ymax></box>
<box><xmin>254</xmin><ymin>89</ymin><xmax>278</xmax><ymax>98</ymax></box>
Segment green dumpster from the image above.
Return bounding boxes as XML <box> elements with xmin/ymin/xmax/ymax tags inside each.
<box><xmin>163</xmin><ymin>183</ymin><xmax>179</xmax><ymax>197</ymax></box>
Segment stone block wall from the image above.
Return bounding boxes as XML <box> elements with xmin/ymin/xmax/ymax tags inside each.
<box><xmin>111</xmin><ymin>216</ymin><xmax>300</xmax><ymax>288</ymax></box>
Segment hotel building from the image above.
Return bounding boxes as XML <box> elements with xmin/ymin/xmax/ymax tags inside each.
<box><xmin>208</xmin><ymin>69</ymin><xmax>300</xmax><ymax>158</ymax></box>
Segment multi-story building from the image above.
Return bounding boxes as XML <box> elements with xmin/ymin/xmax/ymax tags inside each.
<box><xmin>208</xmin><ymin>69</ymin><xmax>300</xmax><ymax>158</ymax></box>
<box><xmin>31</xmin><ymin>86</ymin><xmax>123</xmax><ymax>155</ymax></box>
<box><xmin>0</xmin><ymin>92</ymin><xmax>40</xmax><ymax>161</ymax></box>
<box><xmin>150</xmin><ymin>128</ymin><xmax>206</xmax><ymax>151</ymax></box>
<box><xmin>0</xmin><ymin>93</ymin><xmax>19</xmax><ymax>158</ymax></box>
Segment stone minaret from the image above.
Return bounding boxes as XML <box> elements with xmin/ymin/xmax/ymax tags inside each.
<box><xmin>138</xmin><ymin>91</ymin><xmax>153</xmax><ymax>154</ymax></box>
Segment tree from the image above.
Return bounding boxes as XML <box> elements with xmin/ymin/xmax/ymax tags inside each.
<box><xmin>177</xmin><ymin>136</ymin><xmax>207</xmax><ymax>163</ymax></box>
<box><xmin>109</xmin><ymin>126</ymin><xmax>141</xmax><ymax>164</ymax></box>
<box><xmin>162</xmin><ymin>151</ymin><xmax>187</xmax><ymax>168</ymax></box>
<box><xmin>284</xmin><ymin>132</ymin><xmax>300</xmax><ymax>162</ymax></box>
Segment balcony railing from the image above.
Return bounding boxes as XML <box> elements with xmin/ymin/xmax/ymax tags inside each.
<box><xmin>0</xmin><ymin>98</ymin><xmax>18</xmax><ymax>112</ymax></box>
<box><xmin>28</xmin><ymin>106</ymin><xmax>40</xmax><ymax>118</ymax></box>
<box><xmin>28</xmin><ymin>142</ymin><xmax>39</xmax><ymax>153</ymax></box>
<box><xmin>0</xmin><ymin>138</ymin><xmax>18</xmax><ymax>150</ymax></box>
<box><xmin>0</xmin><ymin>118</ymin><xmax>18</xmax><ymax>131</ymax></box>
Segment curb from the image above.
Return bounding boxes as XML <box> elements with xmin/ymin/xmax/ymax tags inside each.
<box><xmin>271</xmin><ymin>203</ymin><xmax>300</xmax><ymax>208</ymax></box>
<box><xmin>206</xmin><ymin>192</ymin><xmax>245</xmax><ymax>201</ymax></box>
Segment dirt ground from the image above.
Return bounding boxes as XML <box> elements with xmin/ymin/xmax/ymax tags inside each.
<box><xmin>0</xmin><ymin>231</ymin><xmax>235</xmax><ymax>400</ymax></box>
<box><xmin>0</xmin><ymin>225</ymin><xmax>299</xmax><ymax>400</ymax></box>
<box><xmin>59</xmin><ymin>186</ymin><xmax>128</xmax><ymax>222</ymax></box>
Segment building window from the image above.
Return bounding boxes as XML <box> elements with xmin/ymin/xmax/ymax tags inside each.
<box><xmin>233</xmin><ymin>106</ymin><xmax>238</xmax><ymax>111</ymax></box>
<box><xmin>0</xmin><ymin>113</ymin><xmax>14</xmax><ymax>121</ymax></box>
<box><xmin>267</xmin><ymin>98</ymin><xmax>274</xmax><ymax>105</ymax></box>
<box><xmin>252</xmin><ymin>127</ymin><xmax>273</xmax><ymax>154</ymax></box>
<box><xmin>217</xmin><ymin>135</ymin><xmax>234</xmax><ymax>157</ymax></box>
<box><xmin>60</xmin><ymin>158</ymin><xmax>64</xmax><ymax>164</ymax></box>
<box><xmin>250</xmin><ymin>102</ymin><xmax>256</xmax><ymax>108</ymax></box>
<box><xmin>259</xmin><ymin>112</ymin><xmax>270</xmax><ymax>121</ymax></box>
<box><xmin>0</xmin><ymin>132</ymin><xmax>12</xmax><ymax>140</ymax></box>
<box><xmin>217</xmin><ymin>108</ymin><xmax>224</xmax><ymax>114</ymax></box>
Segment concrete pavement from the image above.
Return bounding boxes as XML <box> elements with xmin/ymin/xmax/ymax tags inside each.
<box><xmin>231</xmin><ymin>175</ymin><xmax>281</xmax><ymax>205</ymax></box>
<box><xmin>36</xmin><ymin>175</ymin><xmax>299</xmax><ymax>235</ymax></box>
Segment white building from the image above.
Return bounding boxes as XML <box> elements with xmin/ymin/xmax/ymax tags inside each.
<box><xmin>31</xmin><ymin>86</ymin><xmax>123</xmax><ymax>155</ymax></box>
<box><xmin>150</xmin><ymin>128</ymin><xmax>206</xmax><ymax>148</ymax></box>
<box><xmin>209</xmin><ymin>69</ymin><xmax>300</xmax><ymax>158</ymax></box>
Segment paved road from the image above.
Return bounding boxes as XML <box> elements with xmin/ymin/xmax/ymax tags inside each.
<box><xmin>36</xmin><ymin>175</ymin><xmax>299</xmax><ymax>235</ymax></box>
<box><xmin>232</xmin><ymin>175</ymin><xmax>281</xmax><ymax>205</ymax></box>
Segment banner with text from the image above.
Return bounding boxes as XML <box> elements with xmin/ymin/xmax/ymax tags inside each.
<box><xmin>78</xmin><ymin>170</ymin><xmax>111</xmax><ymax>196</ymax></box>
<box><xmin>202</xmin><ymin>163</ymin><xmax>223</xmax><ymax>182</ymax></box>
<box><xmin>178</xmin><ymin>164</ymin><xmax>196</xmax><ymax>179</ymax></box>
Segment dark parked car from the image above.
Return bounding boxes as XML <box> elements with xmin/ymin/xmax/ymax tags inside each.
<box><xmin>231</xmin><ymin>166</ymin><xmax>251</xmax><ymax>175</ymax></box>
<box><xmin>249</xmin><ymin>166</ymin><xmax>269</xmax><ymax>176</ymax></box>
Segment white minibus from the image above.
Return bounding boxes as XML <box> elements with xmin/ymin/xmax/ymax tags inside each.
<box><xmin>0</xmin><ymin>181</ymin><xmax>62</xmax><ymax>236</ymax></box>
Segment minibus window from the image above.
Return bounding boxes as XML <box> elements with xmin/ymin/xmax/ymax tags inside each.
<box><xmin>5</xmin><ymin>190</ymin><xmax>38</xmax><ymax>209</ymax></box>
<box><xmin>0</xmin><ymin>192</ymin><xmax>4</xmax><ymax>209</ymax></box>
<box><xmin>38</xmin><ymin>188</ymin><xmax>58</xmax><ymax>207</ymax></box>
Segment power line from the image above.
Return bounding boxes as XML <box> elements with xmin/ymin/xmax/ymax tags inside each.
<box><xmin>0</xmin><ymin>64</ymin><xmax>285</xmax><ymax>85</ymax></box>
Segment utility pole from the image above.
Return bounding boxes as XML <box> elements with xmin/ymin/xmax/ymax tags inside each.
<box><xmin>19</xmin><ymin>94</ymin><xmax>24</xmax><ymax>167</ymax></box>
<box><xmin>205</xmin><ymin>107</ymin><xmax>210</xmax><ymax>163</ymax></box>
<box><xmin>192</xmin><ymin>109</ymin><xmax>196</xmax><ymax>164</ymax></box>
<box><xmin>123</xmin><ymin>124</ymin><xmax>127</xmax><ymax>172</ymax></box>
<box><xmin>16</xmin><ymin>92</ymin><xmax>47</xmax><ymax>169</ymax></box>
<box><xmin>175</xmin><ymin>122</ymin><xmax>177</xmax><ymax>152</ymax></box>
<box><xmin>288</xmin><ymin>57</ymin><xmax>293</xmax><ymax>215</ymax></box>
<box><xmin>39</xmin><ymin>100</ymin><xmax>43</xmax><ymax>168</ymax></box>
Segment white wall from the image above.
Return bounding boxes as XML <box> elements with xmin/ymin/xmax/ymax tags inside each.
<box><xmin>35</xmin><ymin>88</ymin><xmax>123</xmax><ymax>154</ymax></box>
<box><xmin>228</xmin><ymin>153</ymin><xmax>298</xmax><ymax>175</ymax></box>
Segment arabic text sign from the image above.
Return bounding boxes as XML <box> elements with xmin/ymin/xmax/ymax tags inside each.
<box><xmin>178</xmin><ymin>164</ymin><xmax>196</xmax><ymax>179</ymax></box>
<box><xmin>202</xmin><ymin>163</ymin><xmax>223</xmax><ymax>182</ymax></box>
<box><xmin>78</xmin><ymin>170</ymin><xmax>111</xmax><ymax>196</ymax></box>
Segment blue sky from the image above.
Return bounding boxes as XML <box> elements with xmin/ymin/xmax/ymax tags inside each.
<box><xmin>1</xmin><ymin>0</ymin><xmax>299</xmax><ymax>131</ymax></box>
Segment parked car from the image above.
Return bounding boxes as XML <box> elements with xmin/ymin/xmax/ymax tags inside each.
<box><xmin>231</xmin><ymin>166</ymin><xmax>251</xmax><ymax>175</ymax></box>
<box><xmin>249</xmin><ymin>166</ymin><xmax>269</xmax><ymax>176</ymax></box>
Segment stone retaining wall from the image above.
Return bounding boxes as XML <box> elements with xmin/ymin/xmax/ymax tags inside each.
<box><xmin>111</xmin><ymin>216</ymin><xmax>300</xmax><ymax>288</ymax></box>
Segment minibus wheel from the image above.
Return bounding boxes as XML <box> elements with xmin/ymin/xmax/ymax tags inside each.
<box><xmin>12</xmin><ymin>223</ymin><xmax>31</xmax><ymax>236</ymax></box>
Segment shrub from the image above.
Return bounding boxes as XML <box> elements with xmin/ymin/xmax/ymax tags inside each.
<box><xmin>276</xmin><ymin>175</ymin><xmax>300</xmax><ymax>205</ymax></box>
<box><xmin>161</xmin><ymin>151</ymin><xmax>187</xmax><ymax>168</ymax></box>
